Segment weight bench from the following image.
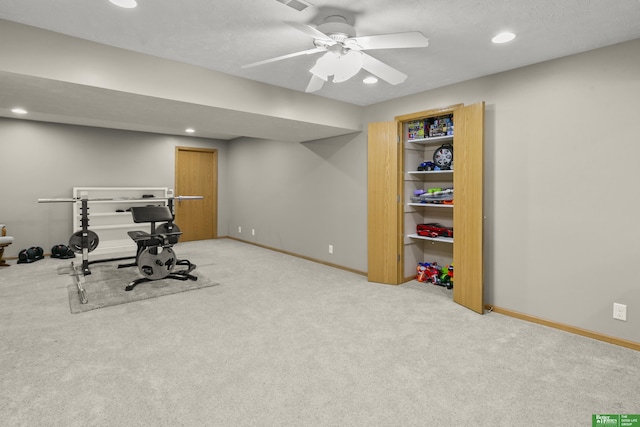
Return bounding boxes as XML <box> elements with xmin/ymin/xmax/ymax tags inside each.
<box><xmin>119</xmin><ymin>206</ymin><xmax>197</xmax><ymax>291</ymax></box>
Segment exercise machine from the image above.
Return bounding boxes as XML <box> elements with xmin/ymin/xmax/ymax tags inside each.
<box><xmin>38</xmin><ymin>192</ymin><xmax>202</xmax><ymax>303</ymax></box>
<box><xmin>118</xmin><ymin>205</ymin><xmax>197</xmax><ymax>291</ymax></box>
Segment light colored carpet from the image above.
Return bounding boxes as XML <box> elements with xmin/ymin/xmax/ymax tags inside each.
<box><xmin>0</xmin><ymin>238</ymin><xmax>638</xmax><ymax>427</ymax></box>
<box><xmin>62</xmin><ymin>261</ymin><xmax>220</xmax><ymax>314</ymax></box>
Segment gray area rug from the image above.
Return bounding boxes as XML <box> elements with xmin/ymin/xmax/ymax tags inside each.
<box><xmin>63</xmin><ymin>262</ymin><xmax>220</xmax><ymax>313</ymax></box>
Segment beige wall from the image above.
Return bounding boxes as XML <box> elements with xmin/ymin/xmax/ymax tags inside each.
<box><xmin>0</xmin><ymin>119</ymin><xmax>229</xmax><ymax>254</ymax></box>
<box><xmin>364</xmin><ymin>38</ymin><xmax>640</xmax><ymax>342</ymax></box>
<box><xmin>1</xmin><ymin>37</ymin><xmax>638</xmax><ymax>344</ymax></box>
<box><xmin>226</xmin><ymin>133</ymin><xmax>367</xmax><ymax>271</ymax></box>
<box><xmin>0</xmin><ymin>19</ymin><xmax>362</xmax><ymax>142</ymax></box>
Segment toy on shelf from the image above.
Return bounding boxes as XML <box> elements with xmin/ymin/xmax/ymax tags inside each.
<box><xmin>416</xmin><ymin>262</ymin><xmax>453</xmax><ymax>289</ymax></box>
<box><xmin>417</xmin><ymin>161</ymin><xmax>435</xmax><ymax>171</ymax></box>
<box><xmin>425</xmin><ymin>114</ymin><xmax>454</xmax><ymax>138</ymax></box>
<box><xmin>407</xmin><ymin>120</ymin><xmax>425</xmax><ymax>140</ymax></box>
<box><xmin>416</xmin><ymin>263</ymin><xmax>429</xmax><ymax>282</ymax></box>
<box><xmin>433</xmin><ymin>143</ymin><xmax>453</xmax><ymax>170</ymax></box>
<box><xmin>440</xmin><ymin>264</ymin><xmax>454</xmax><ymax>289</ymax></box>
<box><xmin>410</xmin><ymin>188</ymin><xmax>453</xmax><ymax>204</ymax></box>
<box><xmin>416</xmin><ymin>262</ymin><xmax>441</xmax><ymax>284</ymax></box>
<box><xmin>416</xmin><ymin>223</ymin><xmax>453</xmax><ymax>238</ymax></box>
<box><xmin>417</xmin><ymin>160</ymin><xmax>452</xmax><ymax>172</ymax></box>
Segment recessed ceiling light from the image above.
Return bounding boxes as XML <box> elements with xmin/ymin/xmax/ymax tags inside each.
<box><xmin>363</xmin><ymin>76</ymin><xmax>378</xmax><ymax>84</ymax></box>
<box><xmin>185</xmin><ymin>128</ymin><xmax>195</xmax><ymax>134</ymax></box>
<box><xmin>492</xmin><ymin>32</ymin><xmax>516</xmax><ymax>44</ymax></box>
<box><xmin>109</xmin><ymin>0</ymin><xmax>137</xmax><ymax>9</ymax></box>
<box><xmin>11</xmin><ymin>107</ymin><xmax>28</xmax><ymax>114</ymax></box>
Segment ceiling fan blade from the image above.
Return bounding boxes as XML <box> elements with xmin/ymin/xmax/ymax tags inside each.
<box><xmin>241</xmin><ymin>48</ymin><xmax>324</xmax><ymax>69</ymax></box>
<box><xmin>305</xmin><ymin>74</ymin><xmax>326</xmax><ymax>93</ymax></box>
<box><xmin>351</xmin><ymin>32</ymin><xmax>429</xmax><ymax>50</ymax></box>
<box><xmin>361</xmin><ymin>53</ymin><xmax>407</xmax><ymax>85</ymax></box>
<box><xmin>286</xmin><ymin>21</ymin><xmax>334</xmax><ymax>43</ymax></box>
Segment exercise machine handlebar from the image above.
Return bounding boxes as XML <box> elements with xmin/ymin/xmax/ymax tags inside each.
<box><xmin>38</xmin><ymin>195</ymin><xmax>203</xmax><ymax>203</ymax></box>
<box><xmin>174</xmin><ymin>196</ymin><xmax>203</xmax><ymax>200</ymax></box>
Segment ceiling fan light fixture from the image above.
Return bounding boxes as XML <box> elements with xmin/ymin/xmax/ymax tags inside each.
<box><xmin>109</xmin><ymin>0</ymin><xmax>137</xmax><ymax>9</ymax></box>
<box><xmin>492</xmin><ymin>32</ymin><xmax>516</xmax><ymax>44</ymax></box>
<box><xmin>333</xmin><ymin>51</ymin><xmax>363</xmax><ymax>83</ymax></box>
<box><xmin>310</xmin><ymin>51</ymin><xmax>338</xmax><ymax>80</ymax></box>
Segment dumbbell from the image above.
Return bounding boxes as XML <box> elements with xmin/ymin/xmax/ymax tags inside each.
<box><xmin>18</xmin><ymin>246</ymin><xmax>44</xmax><ymax>262</ymax></box>
<box><xmin>18</xmin><ymin>249</ymin><xmax>29</xmax><ymax>262</ymax></box>
<box><xmin>30</xmin><ymin>246</ymin><xmax>44</xmax><ymax>258</ymax></box>
<box><xmin>51</xmin><ymin>244</ymin><xmax>75</xmax><ymax>259</ymax></box>
<box><xmin>51</xmin><ymin>244</ymin><xmax>65</xmax><ymax>258</ymax></box>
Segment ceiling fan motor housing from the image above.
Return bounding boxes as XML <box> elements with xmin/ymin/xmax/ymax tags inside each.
<box><xmin>318</xmin><ymin>15</ymin><xmax>356</xmax><ymax>42</ymax></box>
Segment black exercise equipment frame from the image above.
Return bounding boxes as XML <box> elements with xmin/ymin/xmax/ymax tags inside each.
<box><xmin>117</xmin><ymin>204</ymin><xmax>197</xmax><ymax>291</ymax></box>
<box><xmin>38</xmin><ymin>193</ymin><xmax>203</xmax><ymax>303</ymax></box>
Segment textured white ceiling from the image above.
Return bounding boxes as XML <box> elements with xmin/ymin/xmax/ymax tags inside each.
<box><xmin>2</xmin><ymin>0</ymin><xmax>639</xmax><ymax>106</ymax></box>
<box><xmin>0</xmin><ymin>1</ymin><xmax>639</xmax><ymax>141</ymax></box>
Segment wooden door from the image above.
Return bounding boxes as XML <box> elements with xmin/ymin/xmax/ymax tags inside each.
<box><xmin>367</xmin><ymin>121</ymin><xmax>402</xmax><ymax>284</ymax></box>
<box><xmin>175</xmin><ymin>147</ymin><xmax>217</xmax><ymax>241</ymax></box>
<box><xmin>453</xmin><ymin>102</ymin><xmax>485</xmax><ymax>313</ymax></box>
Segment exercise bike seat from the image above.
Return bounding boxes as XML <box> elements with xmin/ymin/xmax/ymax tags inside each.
<box><xmin>127</xmin><ymin>230</ymin><xmax>152</xmax><ymax>241</ymax></box>
<box><xmin>130</xmin><ymin>206</ymin><xmax>173</xmax><ymax>223</ymax></box>
<box><xmin>128</xmin><ymin>206</ymin><xmax>182</xmax><ymax>246</ymax></box>
<box><xmin>128</xmin><ymin>229</ymin><xmax>169</xmax><ymax>248</ymax></box>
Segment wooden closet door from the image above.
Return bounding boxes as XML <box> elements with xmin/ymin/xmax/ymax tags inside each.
<box><xmin>367</xmin><ymin>121</ymin><xmax>402</xmax><ymax>284</ymax></box>
<box><xmin>453</xmin><ymin>102</ymin><xmax>485</xmax><ymax>313</ymax></box>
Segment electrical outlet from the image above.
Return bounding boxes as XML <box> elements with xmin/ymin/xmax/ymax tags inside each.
<box><xmin>328</xmin><ymin>245</ymin><xmax>333</xmax><ymax>254</ymax></box>
<box><xmin>238</xmin><ymin>226</ymin><xmax>241</xmax><ymax>233</ymax></box>
<box><xmin>252</xmin><ymin>229</ymin><xmax>255</xmax><ymax>236</ymax></box>
<box><xmin>613</xmin><ymin>303</ymin><xmax>627</xmax><ymax>321</ymax></box>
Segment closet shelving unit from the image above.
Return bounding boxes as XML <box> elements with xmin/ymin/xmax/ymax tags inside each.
<box><xmin>367</xmin><ymin>102</ymin><xmax>485</xmax><ymax>314</ymax></box>
<box><xmin>405</xmin><ymin>134</ymin><xmax>454</xmax><ymax>246</ymax></box>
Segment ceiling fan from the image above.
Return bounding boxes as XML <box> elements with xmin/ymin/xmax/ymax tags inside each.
<box><xmin>242</xmin><ymin>15</ymin><xmax>429</xmax><ymax>93</ymax></box>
